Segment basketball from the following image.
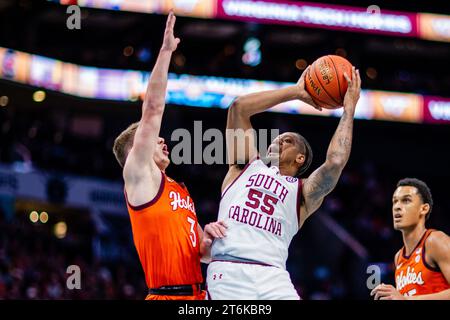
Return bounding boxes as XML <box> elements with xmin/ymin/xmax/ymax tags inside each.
<box><xmin>305</xmin><ymin>55</ymin><xmax>353</xmax><ymax>109</ymax></box>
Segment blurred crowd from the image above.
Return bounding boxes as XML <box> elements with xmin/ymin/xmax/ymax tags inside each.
<box><xmin>0</xmin><ymin>213</ymin><xmax>147</xmax><ymax>299</ymax></box>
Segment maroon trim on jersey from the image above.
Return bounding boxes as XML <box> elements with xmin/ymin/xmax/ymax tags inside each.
<box><xmin>402</xmin><ymin>229</ymin><xmax>429</xmax><ymax>259</ymax></box>
<box><xmin>179</xmin><ymin>182</ymin><xmax>187</xmax><ymax>191</ymax></box>
<box><xmin>296</xmin><ymin>178</ymin><xmax>303</xmax><ymax>223</ymax></box>
<box><xmin>395</xmin><ymin>250</ymin><xmax>402</xmax><ymax>266</ymax></box>
<box><xmin>124</xmin><ymin>171</ymin><xmax>165</xmax><ymax>211</ymax></box>
<box><xmin>221</xmin><ymin>155</ymin><xmax>260</xmax><ymax>199</ymax></box>
<box><xmin>211</xmin><ymin>258</ymin><xmax>276</xmax><ymax>268</ymax></box>
<box><xmin>422</xmin><ymin>230</ymin><xmax>441</xmax><ymax>272</ymax></box>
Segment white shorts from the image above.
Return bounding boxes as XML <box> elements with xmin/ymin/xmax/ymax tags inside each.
<box><xmin>206</xmin><ymin>261</ymin><xmax>300</xmax><ymax>300</ymax></box>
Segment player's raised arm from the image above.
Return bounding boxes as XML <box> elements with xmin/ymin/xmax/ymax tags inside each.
<box><xmin>223</xmin><ymin>67</ymin><xmax>319</xmax><ymax>191</ymax></box>
<box><xmin>300</xmin><ymin>67</ymin><xmax>361</xmax><ymax>225</ymax></box>
<box><xmin>123</xmin><ymin>12</ymin><xmax>179</xmax><ymax>186</ymax></box>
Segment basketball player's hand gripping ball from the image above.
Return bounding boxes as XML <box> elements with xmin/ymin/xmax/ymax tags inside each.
<box><xmin>305</xmin><ymin>55</ymin><xmax>360</xmax><ymax>110</ymax></box>
<box><xmin>342</xmin><ymin>67</ymin><xmax>361</xmax><ymax>113</ymax></box>
<box><xmin>297</xmin><ymin>66</ymin><xmax>323</xmax><ymax>111</ymax></box>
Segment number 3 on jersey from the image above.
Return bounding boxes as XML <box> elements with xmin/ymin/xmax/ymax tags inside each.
<box><xmin>187</xmin><ymin>217</ymin><xmax>197</xmax><ymax>247</ymax></box>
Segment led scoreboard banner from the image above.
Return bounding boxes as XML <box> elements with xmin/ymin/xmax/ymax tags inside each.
<box><xmin>1</xmin><ymin>47</ymin><xmax>449</xmax><ymax>124</ymax></box>
<box><xmin>49</xmin><ymin>0</ymin><xmax>450</xmax><ymax>43</ymax></box>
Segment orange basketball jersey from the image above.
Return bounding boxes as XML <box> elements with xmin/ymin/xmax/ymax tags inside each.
<box><xmin>395</xmin><ymin>229</ymin><xmax>450</xmax><ymax>297</ymax></box>
<box><xmin>125</xmin><ymin>172</ymin><xmax>203</xmax><ymax>293</ymax></box>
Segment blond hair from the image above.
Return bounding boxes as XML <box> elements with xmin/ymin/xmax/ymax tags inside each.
<box><xmin>112</xmin><ymin>122</ymin><xmax>139</xmax><ymax>168</ymax></box>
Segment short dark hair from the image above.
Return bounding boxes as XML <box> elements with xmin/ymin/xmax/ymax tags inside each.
<box><xmin>397</xmin><ymin>178</ymin><xmax>433</xmax><ymax>220</ymax></box>
<box><xmin>294</xmin><ymin>133</ymin><xmax>313</xmax><ymax>177</ymax></box>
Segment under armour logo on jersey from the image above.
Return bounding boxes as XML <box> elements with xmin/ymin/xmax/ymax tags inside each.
<box><xmin>169</xmin><ymin>191</ymin><xmax>196</xmax><ymax>214</ymax></box>
<box><xmin>285</xmin><ymin>177</ymin><xmax>298</xmax><ymax>183</ymax></box>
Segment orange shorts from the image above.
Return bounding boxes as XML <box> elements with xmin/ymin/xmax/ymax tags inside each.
<box><xmin>145</xmin><ymin>291</ymin><xmax>206</xmax><ymax>300</ymax></box>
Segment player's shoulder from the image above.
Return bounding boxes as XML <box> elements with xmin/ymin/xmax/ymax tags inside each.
<box><xmin>424</xmin><ymin>230</ymin><xmax>450</xmax><ymax>262</ymax></box>
<box><xmin>123</xmin><ymin>152</ymin><xmax>159</xmax><ymax>184</ymax></box>
<box><xmin>426</xmin><ymin>230</ymin><xmax>450</xmax><ymax>249</ymax></box>
<box><xmin>226</xmin><ymin>161</ymin><xmax>251</xmax><ymax>175</ymax></box>
<box><xmin>164</xmin><ymin>174</ymin><xmax>176</xmax><ymax>183</ymax></box>
<box><xmin>164</xmin><ymin>175</ymin><xmax>188</xmax><ymax>190</ymax></box>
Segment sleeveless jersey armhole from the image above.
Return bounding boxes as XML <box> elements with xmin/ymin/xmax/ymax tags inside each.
<box><xmin>221</xmin><ymin>155</ymin><xmax>260</xmax><ymax>198</ymax></box>
<box><xmin>124</xmin><ymin>171</ymin><xmax>165</xmax><ymax>210</ymax></box>
<box><xmin>395</xmin><ymin>249</ymin><xmax>402</xmax><ymax>267</ymax></box>
<box><xmin>422</xmin><ymin>229</ymin><xmax>441</xmax><ymax>272</ymax></box>
<box><xmin>296</xmin><ymin>178</ymin><xmax>303</xmax><ymax>229</ymax></box>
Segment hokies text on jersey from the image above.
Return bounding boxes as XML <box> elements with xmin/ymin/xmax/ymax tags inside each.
<box><xmin>169</xmin><ymin>191</ymin><xmax>196</xmax><ymax>214</ymax></box>
<box><xmin>396</xmin><ymin>266</ymin><xmax>425</xmax><ymax>291</ymax></box>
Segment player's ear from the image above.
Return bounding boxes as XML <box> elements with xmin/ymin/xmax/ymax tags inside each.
<box><xmin>295</xmin><ymin>153</ymin><xmax>305</xmax><ymax>166</ymax></box>
<box><xmin>420</xmin><ymin>203</ymin><xmax>430</xmax><ymax>218</ymax></box>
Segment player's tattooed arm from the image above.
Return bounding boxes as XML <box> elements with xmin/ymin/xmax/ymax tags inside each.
<box><xmin>300</xmin><ymin>67</ymin><xmax>361</xmax><ymax>225</ymax></box>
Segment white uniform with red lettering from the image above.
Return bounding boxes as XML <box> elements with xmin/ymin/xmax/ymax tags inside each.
<box><xmin>207</xmin><ymin>157</ymin><xmax>302</xmax><ymax>300</ymax></box>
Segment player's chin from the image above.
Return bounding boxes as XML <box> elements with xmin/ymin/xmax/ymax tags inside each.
<box><xmin>162</xmin><ymin>156</ymin><xmax>171</xmax><ymax>167</ymax></box>
<box><xmin>156</xmin><ymin>154</ymin><xmax>170</xmax><ymax>169</ymax></box>
<box><xmin>393</xmin><ymin>222</ymin><xmax>405</xmax><ymax>231</ymax></box>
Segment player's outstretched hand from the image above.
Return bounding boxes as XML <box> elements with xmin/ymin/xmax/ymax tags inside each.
<box><xmin>343</xmin><ymin>67</ymin><xmax>361</xmax><ymax>114</ymax></box>
<box><xmin>202</xmin><ymin>221</ymin><xmax>228</xmax><ymax>246</ymax></box>
<box><xmin>161</xmin><ymin>11</ymin><xmax>180</xmax><ymax>53</ymax></box>
<box><xmin>296</xmin><ymin>66</ymin><xmax>322</xmax><ymax>111</ymax></box>
<box><xmin>370</xmin><ymin>283</ymin><xmax>406</xmax><ymax>300</ymax></box>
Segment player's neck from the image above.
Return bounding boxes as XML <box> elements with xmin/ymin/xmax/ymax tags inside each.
<box><xmin>156</xmin><ymin>163</ymin><xmax>168</xmax><ymax>172</ymax></box>
<box><xmin>278</xmin><ymin>163</ymin><xmax>297</xmax><ymax>177</ymax></box>
<box><xmin>402</xmin><ymin>224</ymin><xmax>427</xmax><ymax>256</ymax></box>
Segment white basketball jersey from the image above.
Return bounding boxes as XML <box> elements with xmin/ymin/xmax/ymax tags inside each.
<box><xmin>211</xmin><ymin>158</ymin><xmax>302</xmax><ymax>269</ymax></box>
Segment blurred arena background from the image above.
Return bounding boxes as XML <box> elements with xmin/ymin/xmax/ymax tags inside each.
<box><xmin>0</xmin><ymin>0</ymin><xmax>449</xmax><ymax>299</ymax></box>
